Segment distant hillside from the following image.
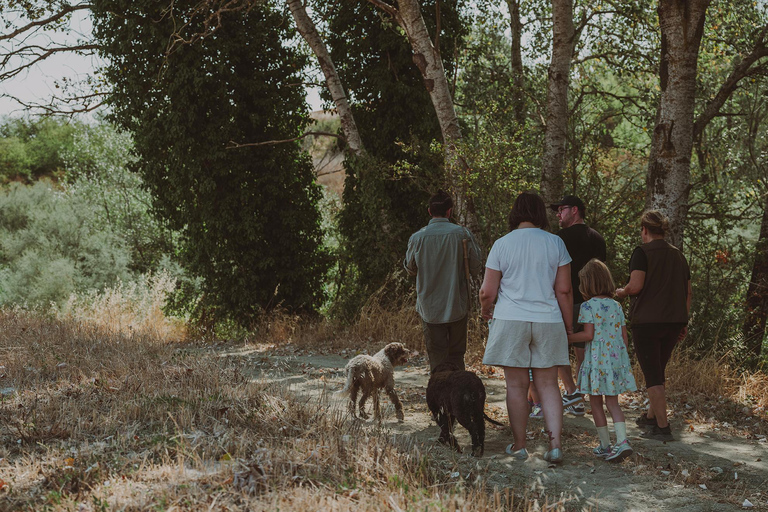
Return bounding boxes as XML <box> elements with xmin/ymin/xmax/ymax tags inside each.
<box><xmin>306</xmin><ymin>111</ymin><xmax>344</xmax><ymax>197</ymax></box>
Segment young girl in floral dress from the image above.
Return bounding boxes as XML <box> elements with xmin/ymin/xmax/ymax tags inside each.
<box><xmin>568</xmin><ymin>259</ymin><xmax>637</xmax><ymax>462</ymax></box>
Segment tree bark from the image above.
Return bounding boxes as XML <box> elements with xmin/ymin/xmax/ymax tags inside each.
<box><xmin>743</xmin><ymin>200</ymin><xmax>768</xmax><ymax>366</ymax></box>
<box><xmin>541</xmin><ymin>0</ymin><xmax>576</xmax><ymax>223</ymax></box>
<box><xmin>366</xmin><ymin>0</ymin><xmax>477</xmax><ymax>231</ymax></box>
<box><xmin>646</xmin><ymin>0</ymin><xmax>710</xmax><ymax>249</ymax></box>
<box><xmin>286</xmin><ymin>0</ymin><xmax>364</xmax><ymax>155</ymax></box>
<box><xmin>506</xmin><ymin>0</ymin><xmax>525</xmax><ymax>126</ymax></box>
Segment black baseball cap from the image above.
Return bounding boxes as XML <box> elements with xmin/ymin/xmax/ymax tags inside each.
<box><xmin>549</xmin><ymin>195</ymin><xmax>586</xmax><ymax>215</ymax></box>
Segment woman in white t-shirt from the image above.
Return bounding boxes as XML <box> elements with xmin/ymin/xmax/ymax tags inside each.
<box><xmin>479</xmin><ymin>192</ymin><xmax>574</xmax><ymax>464</ymax></box>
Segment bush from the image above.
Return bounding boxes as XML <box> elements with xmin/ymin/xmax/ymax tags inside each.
<box><xmin>0</xmin><ymin>181</ymin><xmax>133</xmax><ymax>308</ymax></box>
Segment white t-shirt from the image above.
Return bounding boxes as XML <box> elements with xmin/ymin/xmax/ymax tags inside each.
<box><xmin>486</xmin><ymin>228</ymin><xmax>572</xmax><ymax>322</ymax></box>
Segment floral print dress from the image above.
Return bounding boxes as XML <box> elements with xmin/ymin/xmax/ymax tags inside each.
<box><xmin>576</xmin><ymin>297</ymin><xmax>637</xmax><ymax>396</ymax></box>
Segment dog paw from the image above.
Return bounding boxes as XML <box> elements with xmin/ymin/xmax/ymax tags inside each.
<box><xmin>471</xmin><ymin>446</ymin><xmax>484</xmax><ymax>458</ymax></box>
<box><xmin>396</xmin><ymin>411</ymin><xmax>404</xmax><ymax>422</ymax></box>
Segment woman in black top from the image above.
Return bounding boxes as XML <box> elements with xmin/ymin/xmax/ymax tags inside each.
<box><xmin>615</xmin><ymin>210</ymin><xmax>692</xmax><ymax>441</ymax></box>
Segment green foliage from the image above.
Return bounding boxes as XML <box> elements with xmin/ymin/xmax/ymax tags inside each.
<box><xmin>61</xmin><ymin>120</ymin><xmax>176</xmax><ymax>274</ymax></box>
<box><xmin>317</xmin><ymin>0</ymin><xmax>468</xmax><ymax>319</ymax></box>
<box><xmin>0</xmin><ymin>117</ymin><xmax>78</xmax><ymax>182</ymax></box>
<box><xmin>91</xmin><ymin>0</ymin><xmax>329</xmax><ymax>325</ymax></box>
<box><xmin>0</xmin><ymin>181</ymin><xmax>133</xmax><ymax>307</ymax></box>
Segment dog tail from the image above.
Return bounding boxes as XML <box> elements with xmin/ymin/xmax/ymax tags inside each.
<box><xmin>484</xmin><ymin>412</ymin><xmax>505</xmax><ymax>426</ymax></box>
<box><xmin>337</xmin><ymin>368</ymin><xmax>354</xmax><ymax>396</ymax></box>
<box><xmin>338</xmin><ymin>364</ymin><xmax>368</xmax><ymax>396</ymax></box>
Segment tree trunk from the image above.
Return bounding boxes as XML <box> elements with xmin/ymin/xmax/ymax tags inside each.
<box><xmin>541</xmin><ymin>0</ymin><xmax>575</xmax><ymax>224</ymax></box>
<box><xmin>646</xmin><ymin>0</ymin><xmax>710</xmax><ymax>249</ymax></box>
<box><xmin>286</xmin><ymin>0</ymin><xmax>364</xmax><ymax>155</ymax></box>
<box><xmin>506</xmin><ymin>0</ymin><xmax>525</xmax><ymax>126</ymax></box>
<box><xmin>743</xmin><ymin>198</ymin><xmax>768</xmax><ymax>366</ymax></box>
<box><xmin>367</xmin><ymin>0</ymin><xmax>477</xmax><ymax>232</ymax></box>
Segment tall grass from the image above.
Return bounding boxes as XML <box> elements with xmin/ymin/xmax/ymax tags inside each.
<box><xmin>0</xmin><ymin>308</ymin><xmax>577</xmax><ymax>511</ymax></box>
<box><xmin>1</xmin><ymin>288</ymin><xmax>765</xmax><ymax>510</ymax></box>
<box><xmin>53</xmin><ymin>270</ymin><xmax>185</xmax><ymax>342</ymax></box>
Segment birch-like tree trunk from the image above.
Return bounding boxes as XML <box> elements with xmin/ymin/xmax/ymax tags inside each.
<box><xmin>367</xmin><ymin>0</ymin><xmax>477</xmax><ymax>231</ymax></box>
<box><xmin>506</xmin><ymin>0</ymin><xmax>525</xmax><ymax>126</ymax></box>
<box><xmin>646</xmin><ymin>0</ymin><xmax>710</xmax><ymax>248</ymax></box>
<box><xmin>286</xmin><ymin>0</ymin><xmax>364</xmax><ymax>155</ymax></box>
<box><xmin>541</xmin><ymin>0</ymin><xmax>576</xmax><ymax>222</ymax></box>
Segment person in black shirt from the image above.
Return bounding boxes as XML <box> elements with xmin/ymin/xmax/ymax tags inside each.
<box><xmin>549</xmin><ymin>195</ymin><xmax>607</xmax><ymax>416</ymax></box>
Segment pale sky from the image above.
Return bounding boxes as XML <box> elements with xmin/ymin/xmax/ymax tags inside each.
<box><xmin>0</xmin><ymin>9</ymin><xmax>101</xmax><ymax>117</ymax></box>
<box><xmin>0</xmin><ymin>9</ymin><xmax>325</xmax><ymax>118</ymax></box>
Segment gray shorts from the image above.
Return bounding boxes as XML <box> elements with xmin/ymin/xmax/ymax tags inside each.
<box><xmin>483</xmin><ymin>319</ymin><xmax>569</xmax><ymax>368</ymax></box>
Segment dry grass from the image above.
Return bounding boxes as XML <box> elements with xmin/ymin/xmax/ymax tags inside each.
<box><xmin>2</xmin><ymin>291</ymin><xmax>766</xmax><ymax>511</ymax></box>
<box><xmin>55</xmin><ymin>271</ymin><xmax>186</xmax><ymax>343</ymax></box>
<box><xmin>0</xmin><ymin>307</ymin><xmax>573</xmax><ymax>512</ymax></box>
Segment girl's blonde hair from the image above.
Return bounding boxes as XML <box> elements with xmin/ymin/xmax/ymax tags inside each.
<box><xmin>578</xmin><ymin>259</ymin><xmax>616</xmax><ymax>300</ymax></box>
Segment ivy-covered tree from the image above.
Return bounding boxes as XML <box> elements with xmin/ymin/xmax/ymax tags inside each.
<box><xmin>91</xmin><ymin>0</ymin><xmax>329</xmax><ymax>324</ymax></box>
<box><xmin>315</xmin><ymin>0</ymin><xmax>467</xmax><ymax>318</ymax></box>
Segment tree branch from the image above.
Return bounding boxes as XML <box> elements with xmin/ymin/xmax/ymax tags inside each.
<box><xmin>226</xmin><ymin>131</ymin><xmax>346</xmax><ymax>149</ymax></box>
<box><xmin>694</xmin><ymin>25</ymin><xmax>768</xmax><ymax>139</ymax></box>
<box><xmin>0</xmin><ymin>3</ymin><xmax>92</xmax><ymax>42</ymax></box>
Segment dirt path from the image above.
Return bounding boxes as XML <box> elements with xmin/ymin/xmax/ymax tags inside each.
<box><xmin>227</xmin><ymin>345</ymin><xmax>768</xmax><ymax>511</ymax></box>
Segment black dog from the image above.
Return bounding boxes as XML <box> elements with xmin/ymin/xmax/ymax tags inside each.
<box><xmin>426</xmin><ymin>362</ymin><xmax>504</xmax><ymax>457</ymax></box>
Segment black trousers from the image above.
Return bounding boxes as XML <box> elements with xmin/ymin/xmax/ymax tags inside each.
<box><xmin>632</xmin><ymin>323</ymin><xmax>686</xmax><ymax>388</ymax></box>
<box><xmin>422</xmin><ymin>315</ymin><xmax>468</xmax><ymax>373</ymax></box>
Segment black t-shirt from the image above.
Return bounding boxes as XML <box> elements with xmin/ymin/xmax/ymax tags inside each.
<box><xmin>630</xmin><ymin>246</ymin><xmax>691</xmax><ymax>279</ymax></box>
<box><xmin>557</xmin><ymin>223</ymin><xmax>607</xmax><ymax>303</ymax></box>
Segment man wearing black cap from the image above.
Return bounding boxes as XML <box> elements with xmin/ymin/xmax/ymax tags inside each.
<box><xmin>549</xmin><ymin>195</ymin><xmax>607</xmax><ymax>416</ymax></box>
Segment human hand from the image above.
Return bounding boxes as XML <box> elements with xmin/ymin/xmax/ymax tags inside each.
<box><xmin>615</xmin><ymin>288</ymin><xmax>624</xmax><ymax>299</ymax></box>
<box><xmin>678</xmin><ymin>325</ymin><xmax>688</xmax><ymax>341</ymax></box>
<box><xmin>481</xmin><ymin>309</ymin><xmax>493</xmax><ymax>321</ymax></box>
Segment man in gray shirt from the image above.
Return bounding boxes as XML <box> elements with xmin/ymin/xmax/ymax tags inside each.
<box><xmin>404</xmin><ymin>190</ymin><xmax>482</xmax><ymax>371</ymax></box>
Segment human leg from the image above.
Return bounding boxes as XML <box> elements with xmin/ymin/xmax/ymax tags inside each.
<box><xmin>503</xmin><ymin>366</ymin><xmax>530</xmax><ymax>452</ymax></box>
<box><xmin>633</xmin><ymin>324</ymin><xmax>682</xmax><ymax>429</ymax></box>
<box><xmin>604</xmin><ymin>395</ymin><xmax>625</xmax><ymax>424</ymax></box>
<box><xmin>646</xmin><ymin>385</ymin><xmax>669</xmax><ymax>428</ymax></box>
<box><xmin>423</xmin><ymin>321</ymin><xmax>450</xmax><ymax>372</ymax></box>
<box><xmin>591</xmin><ymin>394</ymin><xmax>607</xmax><ymax>427</ymax></box>
<box><xmin>557</xmin><ymin>365</ymin><xmax>578</xmax><ymax>395</ymax></box>
<box><xmin>445</xmin><ymin>315</ymin><xmax>468</xmax><ymax>371</ymax></box>
<box><xmin>590</xmin><ymin>394</ymin><xmax>612</xmax><ymax>455</ymax></box>
<box><xmin>532</xmin><ymin>367</ymin><xmax>563</xmax><ymax>450</ymax></box>
<box><xmin>574</xmin><ymin>346</ymin><xmax>586</xmax><ymax>380</ymax></box>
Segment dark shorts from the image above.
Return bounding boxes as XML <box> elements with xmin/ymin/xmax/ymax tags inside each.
<box><xmin>632</xmin><ymin>323</ymin><xmax>686</xmax><ymax>388</ymax></box>
<box><xmin>571</xmin><ymin>303</ymin><xmax>585</xmax><ymax>349</ymax></box>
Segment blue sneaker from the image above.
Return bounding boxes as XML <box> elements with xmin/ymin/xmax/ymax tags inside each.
<box><xmin>593</xmin><ymin>444</ymin><xmax>612</xmax><ymax>458</ymax></box>
<box><xmin>605</xmin><ymin>440</ymin><xmax>633</xmax><ymax>462</ymax></box>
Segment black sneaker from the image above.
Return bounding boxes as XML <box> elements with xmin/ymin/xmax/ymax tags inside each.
<box><xmin>562</xmin><ymin>392</ymin><xmax>583</xmax><ymax>407</ymax></box>
<box><xmin>565</xmin><ymin>403</ymin><xmax>586</xmax><ymax>416</ymax></box>
<box><xmin>640</xmin><ymin>425</ymin><xmax>674</xmax><ymax>441</ymax></box>
<box><xmin>635</xmin><ymin>413</ymin><xmax>658</xmax><ymax>428</ymax></box>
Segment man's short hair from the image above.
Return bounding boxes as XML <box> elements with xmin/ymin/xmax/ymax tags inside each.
<box><xmin>429</xmin><ymin>190</ymin><xmax>453</xmax><ymax>217</ymax></box>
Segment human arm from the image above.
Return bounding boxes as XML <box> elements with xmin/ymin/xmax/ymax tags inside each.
<box><xmin>615</xmin><ymin>270</ymin><xmax>645</xmax><ymax>299</ymax></box>
<box><xmin>568</xmin><ymin>323</ymin><xmax>594</xmax><ymax>344</ymax></box>
<box><xmin>465</xmin><ymin>230</ymin><xmax>483</xmax><ymax>278</ymax></box>
<box><xmin>479</xmin><ymin>267</ymin><xmax>501</xmax><ymax>320</ymax></box>
<box><xmin>554</xmin><ymin>263</ymin><xmax>573</xmax><ymax>333</ymax></box>
<box><xmin>403</xmin><ymin>239</ymin><xmax>417</xmax><ymax>276</ymax></box>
